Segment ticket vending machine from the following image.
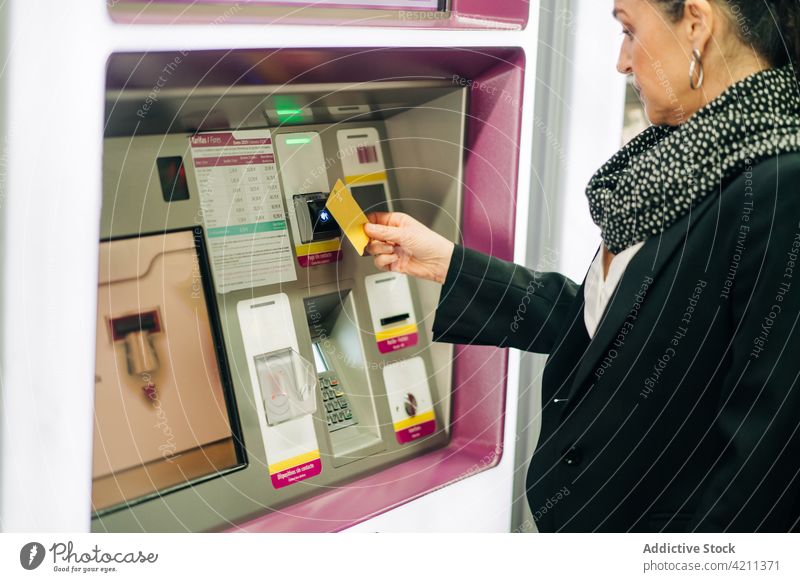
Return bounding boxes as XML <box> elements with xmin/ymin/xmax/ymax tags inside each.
<box><xmin>92</xmin><ymin>47</ymin><xmax>524</xmax><ymax>532</ymax></box>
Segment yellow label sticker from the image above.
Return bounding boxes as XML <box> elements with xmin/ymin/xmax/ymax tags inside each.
<box><xmin>325</xmin><ymin>179</ymin><xmax>370</xmax><ymax>255</ymax></box>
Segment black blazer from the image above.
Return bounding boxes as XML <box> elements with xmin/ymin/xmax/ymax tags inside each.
<box><xmin>432</xmin><ymin>152</ymin><xmax>800</xmax><ymax>532</ymax></box>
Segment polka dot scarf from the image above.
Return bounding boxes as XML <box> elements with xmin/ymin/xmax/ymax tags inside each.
<box><xmin>586</xmin><ymin>64</ymin><xmax>800</xmax><ymax>255</ymax></box>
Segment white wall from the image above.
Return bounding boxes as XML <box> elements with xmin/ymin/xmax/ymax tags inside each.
<box><xmin>556</xmin><ymin>0</ymin><xmax>628</xmax><ymax>283</ymax></box>
<box><xmin>1</xmin><ymin>0</ymin><xmax>108</xmax><ymax>532</ymax></box>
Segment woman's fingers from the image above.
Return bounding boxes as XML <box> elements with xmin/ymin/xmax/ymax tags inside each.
<box><xmin>363</xmin><ymin>221</ymin><xmax>405</xmax><ymax>244</ymax></box>
<box><xmin>366</xmin><ymin>211</ymin><xmax>408</xmax><ymax>227</ymax></box>
<box><xmin>364</xmin><ymin>212</ymin><xmax>413</xmax><ymax>247</ymax></box>
<box><xmin>374</xmin><ymin>253</ymin><xmax>399</xmax><ymax>271</ymax></box>
<box><xmin>366</xmin><ymin>211</ymin><xmax>393</xmax><ymax>226</ymax></box>
<box><xmin>366</xmin><ymin>240</ymin><xmax>395</xmax><ymax>256</ymax></box>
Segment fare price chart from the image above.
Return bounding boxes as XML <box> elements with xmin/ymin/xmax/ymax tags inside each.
<box><xmin>190</xmin><ymin>130</ymin><xmax>297</xmax><ymax>293</ymax></box>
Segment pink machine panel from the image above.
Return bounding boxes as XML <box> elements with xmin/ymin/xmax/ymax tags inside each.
<box><xmin>109</xmin><ymin>0</ymin><xmax>530</xmax><ymax>28</ymax></box>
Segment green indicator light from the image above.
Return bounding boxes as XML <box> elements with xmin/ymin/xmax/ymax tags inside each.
<box><xmin>285</xmin><ymin>137</ymin><xmax>312</xmax><ymax>145</ymax></box>
<box><xmin>276</xmin><ymin>109</ymin><xmax>305</xmax><ymax>116</ymax></box>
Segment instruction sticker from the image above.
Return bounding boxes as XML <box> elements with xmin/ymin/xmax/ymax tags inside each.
<box><xmin>190</xmin><ymin>130</ymin><xmax>297</xmax><ymax>293</ymax></box>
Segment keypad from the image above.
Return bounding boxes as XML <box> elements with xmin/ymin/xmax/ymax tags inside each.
<box><xmin>319</xmin><ymin>372</ymin><xmax>357</xmax><ymax>432</ymax></box>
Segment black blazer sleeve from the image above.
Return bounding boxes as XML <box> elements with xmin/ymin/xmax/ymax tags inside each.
<box><xmin>431</xmin><ymin>244</ymin><xmax>580</xmax><ymax>354</ymax></box>
<box><xmin>692</xmin><ymin>155</ymin><xmax>800</xmax><ymax>532</ymax></box>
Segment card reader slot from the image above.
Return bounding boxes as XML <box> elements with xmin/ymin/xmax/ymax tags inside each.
<box><xmin>380</xmin><ymin>313</ymin><xmax>410</xmax><ymax>327</ymax></box>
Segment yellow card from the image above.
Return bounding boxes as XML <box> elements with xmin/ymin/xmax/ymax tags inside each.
<box><xmin>326</xmin><ymin>179</ymin><xmax>370</xmax><ymax>256</ymax></box>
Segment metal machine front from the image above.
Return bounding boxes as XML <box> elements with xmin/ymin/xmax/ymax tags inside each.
<box><xmin>92</xmin><ymin>77</ymin><xmax>466</xmax><ymax>531</ymax></box>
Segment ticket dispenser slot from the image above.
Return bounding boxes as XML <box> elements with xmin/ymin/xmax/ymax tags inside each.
<box><xmin>380</xmin><ymin>313</ymin><xmax>410</xmax><ymax>327</ymax></box>
<box><xmin>303</xmin><ymin>289</ymin><xmax>384</xmax><ymax>467</ymax></box>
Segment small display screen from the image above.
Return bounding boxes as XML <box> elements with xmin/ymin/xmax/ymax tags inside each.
<box><xmin>92</xmin><ymin>227</ymin><xmax>244</xmax><ymax>515</ymax></box>
<box><xmin>156</xmin><ymin>156</ymin><xmax>191</xmax><ymax>202</ymax></box>
<box><xmin>350</xmin><ymin>183</ymin><xmax>390</xmax><ymax>214</ymax></box>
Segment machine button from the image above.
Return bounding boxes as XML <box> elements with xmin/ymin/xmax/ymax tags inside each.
<box><xmin>334</xmin><ymin>389</ymin><xmax>344</xmax><ymax>397</ymax></box>
<box><xmin>330</xmin><ymin>379</ymin><xmax>340</xmax><ymax>386</ymax></box>
<box><xmin>561</xmin><ymin>446</ymin><xmax>583</xmax><ymax>467</ymax></box>
<box><xmin>331</xmin><ymin>414</ymin><xmax>338</xmax><ymax>424</ymax></box>
<box><xmin>338</xmin><ymin>412</ymin><xmax>345</xmax><ymax>422</ymax></box>
<box><xmin>332</xmin><ymin>401</ymin><xmax>340</xmax><ymax>410</ymax></box>
<box><xmin>344</xmin><ymin>410</ymin><xmax>353</xmax><ymax>420</ymax></box>
<box><xmin>338</xmin><ymin>399</ymin><xmax>348</xmax><ymax>409</ymax></box>
<box><xmin>325</xmin><ymin>403</ymin><xmax>333</xmax><ymax>413</ymax></box>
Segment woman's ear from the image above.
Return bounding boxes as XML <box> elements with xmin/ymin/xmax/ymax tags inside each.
<box><xmin>682</xmin><ymin>0</ymin><xmax>715</xmax><ymax>54</ymax></box>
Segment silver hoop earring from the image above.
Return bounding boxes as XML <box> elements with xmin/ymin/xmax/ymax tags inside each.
<box><xmin>689</xmin><ymin>48</ymin><xmax>704</xmax><ymax>90</ymax></box>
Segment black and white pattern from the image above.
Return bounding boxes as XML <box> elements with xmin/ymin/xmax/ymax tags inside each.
<box><xmin>586</xmin><ymin>64</ymin><xmax>800</xmax><ymax>254</ymax></box>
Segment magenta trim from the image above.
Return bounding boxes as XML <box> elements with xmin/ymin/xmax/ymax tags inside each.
<box><xmin>377</xmin><ymin>332</ymin><xmax>419</xmax><ymax>353</ymax></box>
<box><xmin>297</xmin><ymin>250</ymin><xmax>343</xmax><ymax>267</ymax></box>
<box><xmin>395</xmin><ymin>419</ymin><xmax>436</xmax><ymax>444</ymax></box>
<box><xmin>271</xmin><ymin>458</ymin><xmax>323</xmax><ymax>489</ymax></box>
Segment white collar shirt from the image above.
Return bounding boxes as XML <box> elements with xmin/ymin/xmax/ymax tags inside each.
<box><xmin>583</xmin><ymin>241</ymin><xmax>645</xmax><ymax>338</ymax></box>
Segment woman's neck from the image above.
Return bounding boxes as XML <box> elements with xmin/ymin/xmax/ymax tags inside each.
<box><xmin>697</xmin><ymin>57</ymin><xmax>771</xmax><ymax>110</ymax></box>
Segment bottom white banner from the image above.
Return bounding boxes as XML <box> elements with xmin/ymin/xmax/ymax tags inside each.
<box><xmin>0</xmin><ymin>533</ymin><xmax>797</xmax><ymax>581</ymax></box>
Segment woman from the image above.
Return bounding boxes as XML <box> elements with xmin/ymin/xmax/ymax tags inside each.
<box><xmin>364</xmin><ymin>0</ymin><xmax>800</xmax><ymax>532</ymax></box>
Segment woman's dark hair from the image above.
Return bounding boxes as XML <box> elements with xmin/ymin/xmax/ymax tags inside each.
<box><xmin>652</xmin><ymin>0</ymin><xmax>800</xmax><ymax>76</ymax></box>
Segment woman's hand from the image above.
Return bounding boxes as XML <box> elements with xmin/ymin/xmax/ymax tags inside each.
<box><xmin>363</xmin><ymin>212</ymin><xmax>455</xmax><ymax>284</ymax></box>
